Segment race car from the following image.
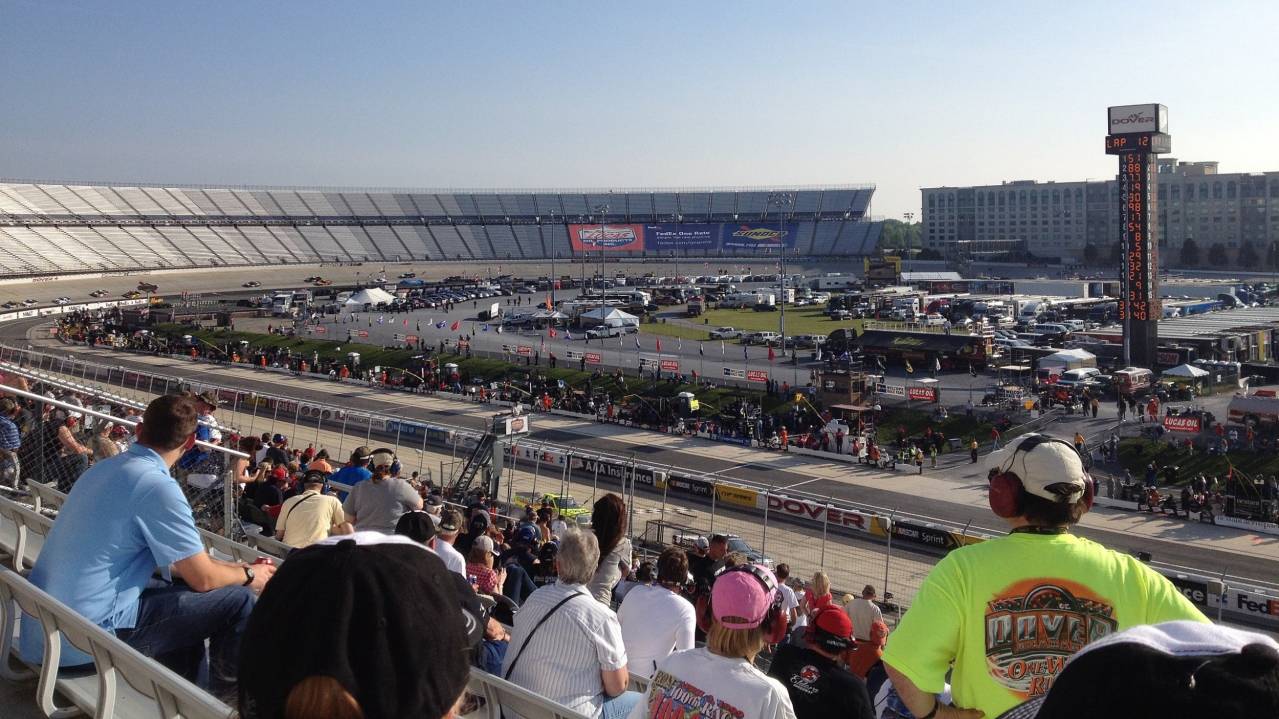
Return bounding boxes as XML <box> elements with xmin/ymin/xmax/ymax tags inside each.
<box><xmin>514</xmin><ymin>492</ymin><xmax>592</xmax><ymax>522</ymax></box>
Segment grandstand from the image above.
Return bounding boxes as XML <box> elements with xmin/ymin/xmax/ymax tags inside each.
<box><xmin>0</xmin><ymin>181</ymin><xmax>882</xmax><ymax>276</ymax></box>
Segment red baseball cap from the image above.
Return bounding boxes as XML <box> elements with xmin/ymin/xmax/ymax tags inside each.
<box><xmin>812</xmin><ymin>606</ymin><xmax>853</xmax><ymax>641</ymax></box>
<box><xmin>271</xmin><ymin>467</ymin><xmax>289</xmax><ymax>481</ymax></box>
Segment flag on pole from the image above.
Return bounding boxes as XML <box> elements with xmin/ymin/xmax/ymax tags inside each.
<box><xmin>450</xmin><ymin>320</ymin><xmax>460</xmax><ymax>331</ymax></box>
<box><xmin>482</xmin><ymin>324</ymin><xmax>489</xmax><ymax>332</ymax></box>
<box><xmin>656</xmin><ymin>338</ymin><xmax>662</xmax><ymax>353</ymax></box>
<box><xmin>677</xmin><ymin>337</ymin><xmax>682</xmax><ymax>351</ymax></box>
<box><xmin>435</xmin><ymin>321</ymin><xmax>446</xmax><ymax>329</ymax></box>
<box><xmin>540</xmin><ymin>336</ymin><xmax>545</xmax><ymax>352</ymax></box>
<box><xmin>816</xmin><ymin>345</ymin><xmax>822</xmax><ymax>362</ymax></box>
<box><xmin>767</xmin><ymin>346</ymin><xmax>775</xmax><ymax>362</ymax></box>
<box><xmin>565</xmin><ymin>330</ymin><xmax>573</xmax><ymax>340</ymax></box>
<box><xmin>743</xmin><ymin>345</ymin><xmax>749</xmax><ymax>361</ymax></box>
<box><xmin>969</xmin><ymin>363</ymin><xmax>977</xmax><ymax>377</ymax></box>
<box><xmin>699</xmin><ymin>343</ymin><xmax>704</xmax><ymax>357</ymax></box>
<box><xmin>545</xmin><ymin>295</ymin><xmax>553</xmax><ymax>310</ymax></box>
<box><xmin>721</xmin><ymin>341</ymin><xmax>726</xmax><ymax>357</ymax></box>
<box><xmin>934</xmin><ymin>357</ymin><xmax>941</xmax><ymax>372</ymax></box>
<box><xmin>403</xmin><ymin>318</ymin><xmax>408</xmax><ymax>327</ymax></box>
<box><xmin>548</xmin><ymin>327</ymin><xmax>557</xmax><ymax>338</ymax></box>
<box><xmin>905</xmin><ymin>359</ymin><xmax>914</xmax><ymax>374</ymax></box>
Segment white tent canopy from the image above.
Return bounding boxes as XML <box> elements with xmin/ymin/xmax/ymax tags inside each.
<box><xmin>578</xmin><ymin>307</ymin><xmax>639</xmax><ymax>327</ymax></box>
<box><xmin>1038</xmin><ymin>348</ymin><xmax>1097</xmax><ymax>371</ymax></box>
<box><xmin>1163</xmin><ymin>363</ymin><xmax>1210</xmax><ymax>378</ymax></box>
<box><xmin>344</xmin><ymin>287</ymin><xmax>396</xmax><ymax>306</ymax></box>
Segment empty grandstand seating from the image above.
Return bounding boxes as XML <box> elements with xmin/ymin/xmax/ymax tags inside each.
<box><xmin>0</xmin><ymin>181</ymin><xmax>882</xmax><ymax>275</ymax></box>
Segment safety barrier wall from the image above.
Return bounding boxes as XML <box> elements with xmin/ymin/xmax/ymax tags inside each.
<box><xmin>2</xmin><ymin>341</ymin><xmax>1277</xmax><ymax>630</ymax></box>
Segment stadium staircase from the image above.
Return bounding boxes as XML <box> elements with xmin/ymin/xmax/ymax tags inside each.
<box><xmin>449</xmin><ymin>433</ymin><xmax>497</xmax><ymax>499</ymax></box>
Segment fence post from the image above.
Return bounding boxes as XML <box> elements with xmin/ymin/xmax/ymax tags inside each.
<box><xmin>627</xmin><ymin>457</ymin><xmax>638</xmax><ymax>542</ymax></box>
<box><xmin>591</xmin><ymin>460</ymin><xmax>600</xmax><ymax>504</ymax></box>
<box><xmin>559</xmin><ymin>453</ymin><xmax>571</xmax><ymax>498</ymax></box>
<box><xmin>820</xmin><ymin>493</ymin><xmax>833</xmax><ymax>570</ymax></box>
<box><xmin>760</xmin><ymin>485</ymin><xmax>772</xmax><ymax>556</ymax></box>
<box><xmin>336</xmin><ymin>412</ymin><xmax>350</xmax><ymax>461</ymax></box>
<box><xmin>883</xmin><ymin>509</ymin><xmax>896</xmax><ymax>617</ymax></box>
<box><xmin>417</xmin><ymin>428</ymin><xmax>430</xmax><ymax>480</ymax></box>
<box><xmin>268</xmin><ymin>400</ymin><xmax>279</xmax><ymax>434</ymax></box>
<box><xmin>709</xmin><ymin>484</ymin><xmax>717</xmax><ymax>534</ymax></box>
<box><xmin>223</xmin><ymin>463</ymin><xmax>235</xmax><ymax>538</ymax></box>
<box><xmin>531</xmin><ymin>451</ymin><xmax>543</xmax><ymax>501</ymax></box>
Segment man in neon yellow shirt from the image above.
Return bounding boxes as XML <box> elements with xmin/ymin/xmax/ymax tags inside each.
<box><xmin>882</xmin><ymin>433</ymin><xmax>1207</xmax><ymax>719</ymax></box>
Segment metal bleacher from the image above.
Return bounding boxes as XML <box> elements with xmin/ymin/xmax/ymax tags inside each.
<box><xmin>0</xmin><ymin>181</ymin><xmax>882</xmax><ymax>275</ymax></box>
<box><xmin>0</xmin><ymin>486</ymin><xmax>622</xmax><ymax>719</ymax></box>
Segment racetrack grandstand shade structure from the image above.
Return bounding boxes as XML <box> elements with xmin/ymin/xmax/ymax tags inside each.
<box><xmin>0</xmin><ymin>181</ymin><xmax>883</xmax><ymax>276</ymax></box>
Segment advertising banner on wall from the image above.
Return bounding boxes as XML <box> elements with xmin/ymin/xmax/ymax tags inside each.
<box><xmin>1162</xmin><ymin>415</ymin><xmax>1202</xmax><ymax>433</ymax></box>
<box><xmin>645</xmin><ymin>223</ymin><xmax>719</xmax><ymax>251</ymax></box>
<box><xmin>568</xmin><ymin>224</ymin><xmax>645</xmax><ymax>252</ymax></box>
<box><xmin>721</xmin><ymin>222</ymin><xmax>799</xmax><ymax>250</ymax></box>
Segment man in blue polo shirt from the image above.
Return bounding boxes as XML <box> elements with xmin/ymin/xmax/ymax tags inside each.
<box><xmin>20</xmin><ymin>394</ymin><xmax>276</xmax><ymax>698</ymax></box>
<box><xmin>329</xmin><ymin>445</ymin><xmax>374</xmax><ymax>498</ymax></box>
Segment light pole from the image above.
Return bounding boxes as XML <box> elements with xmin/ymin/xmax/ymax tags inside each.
<box><xmin>593</xmin><ymin>203</ymin><xmax>610</xmax><ymax>307</ymax></box>
<box><xmin>769</xmin><ymin>192</ymin><xmax>795</xmax><ymax>367</ymax></box>
<box><xmin>903</xmin><ymin>211</ymin><xmax>915</xmax><ymax>269</ymax></box>
<box><xmin>545</xmin><ymin>210</ymin><xmax>558</xmax><ymax>304</ymax></box>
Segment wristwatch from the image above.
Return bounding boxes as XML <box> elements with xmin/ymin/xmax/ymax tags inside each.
<box><xmin>242</xmin><ymin>565</ymin><xmax>256</xmax><ymax>587</ymax></box>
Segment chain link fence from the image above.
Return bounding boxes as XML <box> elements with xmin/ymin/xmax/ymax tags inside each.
<box><xmin>0</xmin><ymin>343</ymin><xmax>955</xmax><ymax>617</ymax></box>
<box><xmin>0</xmin><ymin>374</ymin><xmax>243</xmax><ymax>538</ymax></box>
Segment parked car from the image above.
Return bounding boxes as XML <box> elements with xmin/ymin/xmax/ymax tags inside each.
<box><xmin>1055</xmin><ymin>367</ymin><xmax>1102</xmax><ymax>388</ymax></box>
<box><xmin>585</xmin><ymin>325</ymin><xmax>638</xmax><ymax>339</ymax></box>
<box><xmin>1</xmin><ymin>301</ymin><xmax>17</xmax><ymax>309</ymax></box>
<box><xmin>709</xmin><ymin>327</ymin><xmax>741</xmax><ymax>339</ymax></box>
<box><xmin>671</xmin><ymin>533</ymin><xmax>773</xmax><ymax>569</ymax></box>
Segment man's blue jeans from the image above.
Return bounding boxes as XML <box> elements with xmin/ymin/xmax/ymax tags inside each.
<box><xmin>601</xmin><ymin>690</ymin><xmax>643</xmax><ymax>719</ymax></box>
<box><xmin>115</xmin><ymin>579</ymin><xmax>255</xmax><ymax>697</ymax></box>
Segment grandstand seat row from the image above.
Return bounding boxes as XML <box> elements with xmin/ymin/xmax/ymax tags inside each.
<box><xmin>0</xmin><ymin>487</ymin><xmax>625</xmax><ymax>719</ymax></box>
<box><xmin>0</xmin><ymin>182</ymin><xmax>882</xmax><ymax>275</ymax></box>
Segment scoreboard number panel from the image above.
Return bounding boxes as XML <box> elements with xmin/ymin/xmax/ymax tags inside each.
<box><xmin>1106</xmin><ymin>104</ymin><xmax>1169</xmax><ymax>368</ymax></box>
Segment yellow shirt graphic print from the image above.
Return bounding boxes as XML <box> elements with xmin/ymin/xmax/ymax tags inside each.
<box><xmin>984</xmin><ymin>578</ymin><xmax>1117</xmax><ymax>700</ymax></box>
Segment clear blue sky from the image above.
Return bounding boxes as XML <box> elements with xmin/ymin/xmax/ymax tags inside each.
<box><xmin>3</xmin><ymin>0</ymin><xmax>1277</xmax><ymax>218</ymax></box>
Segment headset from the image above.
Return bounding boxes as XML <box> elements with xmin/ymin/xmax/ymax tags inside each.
<box><xmin>715</xmin><ymin>563</ymin><xmax>784</xmax><ymax>633</ymax></box>
<box><xmin>988</xmin><ymin>433</ymin><xmax>1096</xmax><ymax>519</ymax></box>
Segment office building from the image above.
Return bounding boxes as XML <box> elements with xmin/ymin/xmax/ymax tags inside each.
<box><xmin>921</xmin><ymin>160</ymin><xmax>1279</xmax><ymax>265</ymax></box>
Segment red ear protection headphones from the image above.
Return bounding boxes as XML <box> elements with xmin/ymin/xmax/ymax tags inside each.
<box><xmin>988</xmin><ymin>434</ymin><xmax>1095</xmax><ymax>519</ymax></box>
<box><xmin>716</xmin><ymin>563</ymin><xmax>784</xmax><ymax>632</ymax></box>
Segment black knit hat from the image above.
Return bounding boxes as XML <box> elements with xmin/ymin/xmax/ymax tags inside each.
<box><xmin>996</xmin><ymin>620</ymin><xmax>1279</xmax><ymax>719</ymax></box>
<box><xmin>237</xmin><ymin>534</ymin><xmax>479</xmax><ymax>719</ymax></box>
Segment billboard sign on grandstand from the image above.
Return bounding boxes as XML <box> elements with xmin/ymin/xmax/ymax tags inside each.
<box><xmin>568</xmin><ymin>224</ymin><xmax>645</xmax><ymax>252</ymax></box>
<box><xmin>645</xmin><ymin>223</ymin><xmax>719</xmax><ymax>251</ymax></box>
<box><xmin>721</xmin><ymin>222</ymin><xmax>799</xmax><ymax>250</ymax></box>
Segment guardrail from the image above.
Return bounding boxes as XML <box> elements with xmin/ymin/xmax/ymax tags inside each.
<box><xmin>3</xmin><ymin>341</ymin><xmax>1278</xmax><ymax>631</ymax></box>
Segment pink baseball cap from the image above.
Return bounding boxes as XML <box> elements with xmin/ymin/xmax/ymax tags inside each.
<box><xmin>711</xmin><ymin>565</ymin><xmax>778</xmax><ymax>629</ymax></box>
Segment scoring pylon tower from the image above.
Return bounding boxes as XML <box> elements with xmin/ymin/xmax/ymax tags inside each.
<box><xmin>1105</xmin><ymin>103</ymin><xmax>1170</xmax><ymax>368</ymax></box>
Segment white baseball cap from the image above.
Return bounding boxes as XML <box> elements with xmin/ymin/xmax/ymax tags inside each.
<box><xmin>989</xmin><ymin>433</ymin><xmax>1088</xmax><ymax>503</ymax></box>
